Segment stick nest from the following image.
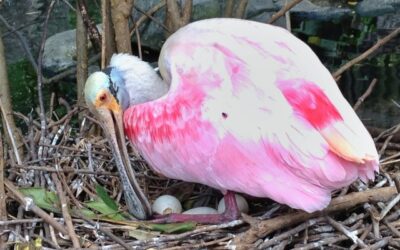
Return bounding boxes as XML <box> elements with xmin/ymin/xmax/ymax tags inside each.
<box><xmin>2</xmin><ymin>106</ymin><xmax>400</xmax><ymax>250</ymax></box>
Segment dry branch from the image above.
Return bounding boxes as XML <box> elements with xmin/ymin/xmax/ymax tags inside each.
<box><xmin>110</xmin><ymin>0</ymin><xmax>134</xmax><ymax>54</ymax></box>
<box><xmin>37</xmin><ymin>0</ymin><xmax>56</xmax><ymax>160</ymax></box>
<box><xmin>233</xmin><ymin>186</ymin><xmax>397</xmax><ymax>248</ymax></box>
<box><xmin>4</xmin><ymin>180</ymin><xmax>68</xmax><ymax>235</ymax></box>
<box><xmin>0</xmin><ymin>14</ymin><xmax>38</xmax><ymax>72</ymax></box>
<box><xmin>78</xmin><ymin>0</ymin><xmax>102</xmax><ymax>52</ymax></box>
<box><xmin>165</xmin><ymin>0</ymin><xmax>192</xmax><ymax>34</ymax></box>
<box><xmin>268</xmin><ymin>0</ymin><xmax>303</xmax><ymax>24</ymax></box>
<box><xmin>44</xmin><ymin>54</ymin><xmax>100</xmax><ymax>85</ymax></box>
<box><xmin>51</xmin><ymin>173</ymin><xmax>80</xmax><ymax>248</ymax></box>
<box><xmin>76</xmin><ymin>1</ymin><xmax>88</xmax><ymax>116</ymax></box>
<box><xmin>353</xmin><ymin>78</ymin><xmax>378</xmax><ymax>111</ymax></box>
<box><xmin>0</xmin><ymin>130</ymin><xmax>6</xmax><ymax>247</ymax></box>
<box><xmin>0</xmin><ymin>97</ymin><xmax>22</xmax><ymax>164</ymax></box>
<box><xmin>0</xmin><ymin>28</ymin><xmax>24</xmax><ymax>160</ymax></box>
<box><xmin>235</xmin><ymin>0</ymin><xmax>249</xmax><ymax>18</ymax></box>
<box><xmin>224</xmin><ymin>0</ymin><xmax>234</xmax><ymax>17</ymax></box>
<box><xmin>101</xmin><ymin>0</ymin><xmax>116</xmax><ymax>68</ymax></box>
<box><xmin>333</xmin><ymin>27</ymin><xmax>400</xmax><ymax>78</ymax></box>
<box><xmin>130</xmin><ymin>0</ymin><xmax>166</xmax><ymax>35</ymax></box>
<box><xmin>132</xmin><ymin>2</ymin><xmax>170</xmax><ymax>34</ymax></box>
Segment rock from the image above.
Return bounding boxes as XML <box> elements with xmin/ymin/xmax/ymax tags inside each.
<box><xmin>273</xmin><ymin>0</ymin><xmax>352</xmax><ymax>20</ymax></box>
<box><xmin>41</xmin><ymin>0</ymin><xmax>400</xmax><ymax>73</ymax></box>
<box><xmin>42</xmin><ymin>25</ymin><xmax>101</xmax><ymax>74</ymax></box>
<box><xmin>356</xmin><ymin>0</ymin><xmax>400</xmax><ymax>17</ymax></box>
<box><xmin>42</xmin><ymin>29</ymin><xmax>78</xmax><ymax>73</ymax></box>
<box><xmin>0</xmin><ymin>0</ymin><xmax>70</xmax><ymax>64</ymax></box>
<box><xmin>133</xmin><ymin>0</ymin><xmax>288</xmax><ymax>50</ymax></box>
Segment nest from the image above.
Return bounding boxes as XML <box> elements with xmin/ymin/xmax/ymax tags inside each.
<box><xmin>2</xmin><ymin>105</ymin><xmax>400</xmax><ymax>250</ymax></box>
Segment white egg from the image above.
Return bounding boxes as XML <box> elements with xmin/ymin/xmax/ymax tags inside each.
<box><xmin>183</xmin><ymin>207</ymin><xmax>218</xmax><ymax>215</ymax></box>
<box><xmin>152</xmin><ymin>195</ymin><xmax>182</xmax><ymax>215</ymax></box>
<box><xmin>217</xmin><ymin>194</ymin><xmax>249</xmax><ymax>214</ymax></box>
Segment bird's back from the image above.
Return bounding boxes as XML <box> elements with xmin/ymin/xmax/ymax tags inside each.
<box><xmin>124</xmin><ymin>18</ymin><xmax>378</xmax><ymax>212</ymax></box>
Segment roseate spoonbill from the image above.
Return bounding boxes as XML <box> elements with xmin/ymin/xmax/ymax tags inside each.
<box><xmin>84</xmin><ymin>18</ymin><xmax>379</xmax><ymax>222</ymax></box>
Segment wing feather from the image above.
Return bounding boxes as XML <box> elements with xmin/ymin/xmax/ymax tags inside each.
<box><xmin>125</xmin><ymin>18</ymin><xmax>378</xmax><ymax>212</ymax></box>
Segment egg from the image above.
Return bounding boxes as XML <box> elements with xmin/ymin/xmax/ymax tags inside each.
<box><xmin>183</xmin><ymin>207</ymin><xmax>218</xmax><ymax>215</ymax></box>
<box><xmin>152</xmin><ymin>195</ymin><xmax>182</xmax><ymax>215</ymax></box>
<box><xmin>217</xmin><ymin>194</ymin><xmax>249</xmax><ymax>214</ymax></box>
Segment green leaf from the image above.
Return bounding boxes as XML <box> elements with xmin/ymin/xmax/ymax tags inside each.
<box><xmin>71</xmin><ymin>207</ymin><xmax>97</xmax><ymax>219</ymax></box>
<box><xmin>85</xmin><ymin>199</ymin><xmax>126</xmax><ymax>221</ymax></box>
<box><xmin>19</xmin><ymin>188</ymin><xmax>60</xmax><ymax>213</ymax></box>
<box><xmin>144</xmin><ymin>222</ymin><xmax>197</xmax><ymax>234</ymax></box>
<box><xmin>95</xmin><ymin>185</ymin><xmax>118</xmax><ymax>211</ymax></box>
<box><xmin>128</xmin><ymin>229</ymin><xmax>160</xmax><ymax>240</ymax></box>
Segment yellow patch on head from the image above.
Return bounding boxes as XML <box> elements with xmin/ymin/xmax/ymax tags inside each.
<box><xmin>94</xmin><ymin>90</ymin><xmax>121</xmax><ymax>114</ymax></box>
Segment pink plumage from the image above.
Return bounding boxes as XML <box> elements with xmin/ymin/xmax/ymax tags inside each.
<box><xmin>122</xmin><ymin>19</ymin><xmax>379</xmax><ymax>213</ymax></box>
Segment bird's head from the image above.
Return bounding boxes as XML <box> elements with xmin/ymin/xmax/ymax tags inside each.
<box><xmin>84</xmin><ymin>68</ymin><xmax>129</xmax><ymax>116</ymax></box>
<box><xmin>84</xmin><ymin>68</ymin><xmax>151</xmax><ymax>220</ymax></box>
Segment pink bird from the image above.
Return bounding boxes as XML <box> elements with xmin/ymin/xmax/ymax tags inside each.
<box><xmin>84</xmin><ymin>18</ymin><xmax>379</xmax><ymax>222</ymax></box>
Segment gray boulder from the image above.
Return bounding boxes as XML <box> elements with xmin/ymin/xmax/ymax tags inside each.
<box><xmin>42</xmin><ymin>28</ymin><xmax>78</xmax><ymax>73</ymax></box>
<box><xmin>356</xmin><ymin>0</ymin><xmax>400</xmax><ymax>16</ymax></box>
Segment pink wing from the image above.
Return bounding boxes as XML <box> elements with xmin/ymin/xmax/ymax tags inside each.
<box><xmin>124</xmin><ymin>19</ymin><xmax>378</xmax><ymax>212</ymax></box>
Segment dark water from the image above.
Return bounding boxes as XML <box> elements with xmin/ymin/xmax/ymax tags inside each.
<box><xmin>292</xmin><ymin>18</ymin><xmax>400</xmax><ymax>129</ymax></box>
<box><xmin>338</xmin><ymin>55</ymin><xmax>400</xmax><ymax>128</ymax></box>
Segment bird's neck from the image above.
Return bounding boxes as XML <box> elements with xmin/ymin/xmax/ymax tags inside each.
<box><xmin>127</xmin><ymin>68</ymin><xmax>168</xmax><ymax>105</ymax></box>
<box><xmin>109</xmin><ymin>54</ymin><xmax>170</xmax><ymax>107</ymax></box>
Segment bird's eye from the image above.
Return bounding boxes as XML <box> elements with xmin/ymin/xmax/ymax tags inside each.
<box><xmin>99</xmin><ymin>93</ymin><xmax>107</xmax><ymax>102</ymax></box>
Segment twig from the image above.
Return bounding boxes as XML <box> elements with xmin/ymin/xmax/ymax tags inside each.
<box><xmin>165</xmin><ymin>0</ymin><xmax>191</xmax><ymax>33</ymax></box>
<box><xmin>353</xmin><ymin>78</ymin><xmax>378</xmax><ymax>111</ymax></box>
<box><xmin>0</xmin><ymin>218</ymin><xmax>44</xmax><ymax>226</ymax></box>
<box><xmin>44</xmin><ymin>54</ymin><xmax>101</xmax><ymax>84</ymax></box>
<box><xmin>76</xmin><ymin>0</ymin><xmax>88</xmax><ymax>116</ymax></box>
<box><xmin>13</xmin><ymin>112</ymin><xmax>41</xmax><ymax>128</ymax></box>
<box><xmin>235</xmin><ymin>0</ymin><xmax>249</xmax><ymax>18</ymax></box>
<box><xmin>259</xmin><ymin>217</ymin><xmax>325</xmax><ymax>248</ymax></box>
<box><xmin>224</xmin><ymin>0</ymin><xmax>234</xmax><ymax>17</ymax></box>
<box><xmin>164</xmin><ymin>235</ymin><xmax>234</xmax><ymax>250</ymax></box>
<box><xmin>48</xmin><ymin>107</ymin><xmax>78</xmax><ymax>128</ymax></box>
<box><xmin>333</xmin><ymin>27</ymin><xmax>400</xmax><ymax>78</ymax></box>
<box><xmin>77</xmin><ymin>0</ymin><xmax>102</xmax><ymax>52</ymax></box>
<box><xmin>0</xmin><ymin>14</ymin><xmax>38</xmax><ymax>72</ymax></box>
<box><xmin>293</xmin><ymin>233</ymin><xmax>355</xmax><ymax>250</ymax></box>
<box><xmin>379</xmin><ymin>123</ymin><xmax>400</xmax><ymax>156</ymax></box>
<box><xmin>368</xmin><ymin>236</ymin><xmax>390</xmax><ymax>250</ymax></box>
<box><xmin>51</xmin><ymin>173</ymin><xmax>80</xmax><ymax>247</ymax></box>
<box><xmin>372</xmin><ymin>125</ymin><xmax>400</xmax><ymax>142</ymax></box>
<box><xmin>0</xmin><ymin>97</ymin><xmax>22</xmax><ymax>164</ymax></box>
<box><xmin>133</xmin><ymin>3</ymin><xmax>171</xmax><ymax>34</ymax></box>
<box><xmin>74</xmin><ymin>212</ymin><xmax>131</xmax><ymax>250</ymax></box>
<box><xmin>37</xmin><ymin>0</ymin><xmax>56</xmax><ymax>160</ymax></box>
<box><xmin>268</xmin><ymin>0</ymin><xmax>303</xmax><ymax>24</ymax></box>
<box><xmin>285</xmin><ymin>0</ymin><xmax>292</xmax><ymax>32</ymax></box>
<box><xmin>12</xmin><ymin>164</ymin><xmax>118</xmax><ymax>176</ymax></box>
<box><xmin>383</xmin><ymin>219</ymin><xmax>400</xmax><ymax>238</ymax></box>
<box><xmin>130</xmin><ymin>0</ymin><xmax>166</xmax><ymax>36</ymax></box>
<box><xmin>106</xmin><ymin>219</ymin><xmax>243</xmax><ymax>249</ymax></box>
<box><xmin>135</xmin><ymin>26</ymin><xmax>143</xmax><ymax>60</ymax></box>
<box><xmin>390</xmin><ymin>239</ymin><xmax>400</xmax><ymax>249</ymax></box>
<box><xmin>233</xmin><ymin>186</ymin><xmax>397</xmax><ymax>247</ymax></box>
<box><xmin>0</xmin><ymin>129</ymin><xmax>6</xmax><ymax>246</ymax></box>
<box><xmin>379</xmin><ymin>194</ymin><xmax>400</xmax><ymax>220</ymax></box>
<box><xmin>32</xmin><ymin>233</ymin><xmax>62</xmax><ymax>250</ymax></box>
<box><xmin>365</xmin><ymin>203</ymin><xmax>381</xmax><ymax>239</ymax></box>
<box><xmin>4</xmin><ymin>180</ymin><xmax>68</xmax><ymax>235</ymax></box>
<box><xmin>326</xmin><ymin>216</ymin><xmax>367</xmax><ymax>248</ymax></box>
